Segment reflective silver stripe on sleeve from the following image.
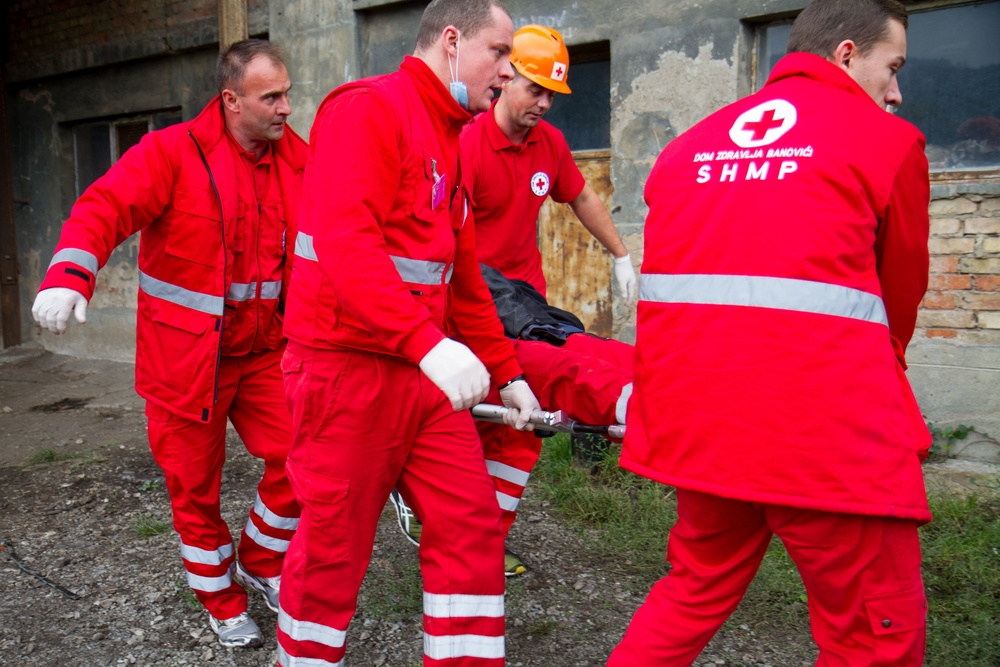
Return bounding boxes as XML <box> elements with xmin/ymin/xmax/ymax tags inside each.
<box><xmin>390</xmin><ymin>255</ymin><xmax>452</xmax><ymax>285</ymax></box>
<box><xmin>260</xmin><ymin>280</ymin><xmax>282</xmax><ymax>300</ymax></box>
<box><xmin>226</xmin><ymin>282</ymin><xmax>257</xmax><ymax>302</ymax></box>
<box><xmin>178</xmin><ymin>540</ymin><xmax>234</xmax><ymax>566</ymax></box>
<box><xmin>244</xmin><ymin>517</ymin><xmax>291</xmax><ymax>553</ymax></box>
<box><xmin>616</xmin><ymin>383</ymin><xmax>633</xmax><ymax>425</ymax></box>
<box><xmin>253</xmin><ymin>493</ymin><xmax>300</xmax><ymax>531</ymax></box>
<box><xmin>278</xmin><ymin>609</ymin><xmax>347</xmax><ymax>648</ymax></box>
<box><xmin>139</xmin><ymin>270</ymin><xmax>224</xmax><ymax>316</ymax></box>
<box><xmin>423</xmin><ymin>592</ymin><xmax>504</xmax><ymax>618</ymax></box>
<box><xmin>295</xmin><ymin>232</ymin><xmax>318</xmax><ymax>261</ymax></box>
<box><xmin>424</xmin><ymin>634</ymin><xmax>505</xmax><ymax>660</ymax></box>
<box><xmin>49</xmin><ymin>248</ymin><xmax>100</xmax><ymax>275</ymax></box>
<box><xmin>485</xmin><ymin>460</ymin><xmax>530</xmax><ymax>488</ymax></box>
<box><xmin>277</xmin><ymin>645</ymin><xmax>344</xmax><ymax>667</ymax></box>
<box><xmin>186</xmin><ymin>571</ymin><xmax>232</xmax><ymax>593</ymax></box>
<box><xmin>639</xmin><ymin>273</ymin><xmax>888</xmax><ymax>327</ymax></box>
<box><xmin>495</xmin><ymin>490</ymin><xmax>520</xmax><ymax>512</ymax></box>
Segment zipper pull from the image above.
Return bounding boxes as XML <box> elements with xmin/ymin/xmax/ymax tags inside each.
<box><xmin>258</xmin><ymin>202</ymin><xmax>262</xmax><ymax>215</ymax></box>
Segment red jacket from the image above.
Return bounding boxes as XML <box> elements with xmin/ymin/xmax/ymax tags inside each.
<box><xmin>283</xmin><ymin>56</ymin><xmax>521</xmax><ymax>385</ymax></box>
<box><xmin>39</xmin><ymin>97</ymin><xmax>307</xmax><ymax>422</ymax></box>
<box><xmin>623</xmin><ymin>53</ymin><xmax>931</xmax><ymax>522</ymax></box>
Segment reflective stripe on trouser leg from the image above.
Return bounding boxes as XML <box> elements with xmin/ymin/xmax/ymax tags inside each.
<box><xmin>423</xmin><ymin>593</ymin><xmax>505</xmax><ymax>661</ymax></box>
<box><xmin>477</xmin><ymin>417</ymin><xmax>541</xmax><ymax>537</ymax></box>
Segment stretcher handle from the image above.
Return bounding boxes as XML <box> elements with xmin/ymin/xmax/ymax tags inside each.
<box><xmin>470</xmin><ymin>404</ymin><xmax>625</xmax><ymax>439</ymax></box>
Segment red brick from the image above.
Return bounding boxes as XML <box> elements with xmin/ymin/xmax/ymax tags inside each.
<box><xmin>929</xmin><ymin>256</ymin><xmax>960</xmax><ymax>273</ymax></box>
<box><xmin>975</xmin><ymin>276</ymin><xmax>1000</xmax><ymax>292</ymax></box>
<box><xmin>925</xmin><ymin>329</ymin><xmax>958</xmax><ymax>339</ymax></box>
<box><xmin>928</xmin><ymin>274</ymin><xmax>972</xmax><ymax>291</ymax></box>
<box><xmin>920</xmin><ymin>291</ymin><xmax>956</xmax><ymax>309</ymax></box>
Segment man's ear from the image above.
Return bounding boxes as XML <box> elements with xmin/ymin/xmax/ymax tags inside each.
<box><xmin>221</xmin><ymin>89</ymin><xmax>240</xmax><ymax>113</ymax></box>
<box><xmin>831</xmin><ymin>39</ymin><xmax>859</xmax><ymax>71</ymax></box>
<box><xmin>443</xmin><ymin>25</ymin><xmax>460</xmax><ymax>57</ymax></box>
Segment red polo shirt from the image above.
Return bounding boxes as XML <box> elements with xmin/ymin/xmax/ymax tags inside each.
<box><xmin>461</xmin><ymin>99</ymin><xmax>585</xmax><ymax>296</ymax></box>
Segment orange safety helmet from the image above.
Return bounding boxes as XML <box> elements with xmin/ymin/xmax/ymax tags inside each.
<box><xmin>510</xmin><ymin>24</ymin><xmax>572</xmax><ymax>95</ymax></box>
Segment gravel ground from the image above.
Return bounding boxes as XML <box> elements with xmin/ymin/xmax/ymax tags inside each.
<box><xmin>0</xmin><ymin>347</ymin><xmax>819</xmax><ymax>666</ymax></box>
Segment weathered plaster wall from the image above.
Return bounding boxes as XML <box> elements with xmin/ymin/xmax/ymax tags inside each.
<box><xmin>12</xmin><ymin>50</ymin><xmax>219</xmax><ymax>361</ymax></box>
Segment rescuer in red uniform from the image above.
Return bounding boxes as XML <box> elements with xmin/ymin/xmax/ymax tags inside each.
<box><xmin>457</xmin><ymin>25</ymin><xmax>637</xmax><ymax>574</ymax></box>
<box><xmin>610</xmin><ymin>0</ymin><xmax>932</xmax><ymax>664</ymax></box>
<box><xmin>277</xmin><ymin>1</ymin><xmax>540</xmax><ymax>665</ymax></box>
<box><xmin>31</xmin><ymin>40</ymin><xmax>306</xmax><ymax>648</ymax></box>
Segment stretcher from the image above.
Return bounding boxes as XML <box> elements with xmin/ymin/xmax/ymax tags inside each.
<box><xmin>471</xmin><ymin>403</ymin><xmax>626</xmax><ymax>439</ymax></box>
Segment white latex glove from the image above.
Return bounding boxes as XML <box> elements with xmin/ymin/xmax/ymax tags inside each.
<box><xmin>499</xmin><ymin>379</ymin><xmax>541</xmax><ymax>432</ymax></box>
<box><xmin>419</xmin><ymin>338</ymin><xmax>491</xmax><ymax>411</ymax></box>
<box><xmin>613</xmin><ymin>254</ymin><xmax>638</xmax><ymax>304</ymax></box>
<box><xmin>32</xmin><ymin>288</ymin><xmax>88</xmax><ymax>334</ymax></box>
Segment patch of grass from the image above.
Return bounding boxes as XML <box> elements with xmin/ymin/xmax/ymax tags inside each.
<box><xmin>175</xmin><ymin>582</ymin><xmax>202</xmax><ymax>611</ymax></box>
<box><xmin>137</xmin><ymin>479</ymin><xmax>161</xmax><ymax>492</ymax></box>
<box><xmin>533</xmin><ymin>434</ymin><xmax>674</xmax><ymax>580</ymax></box>
<box><xmin>358</xmin><ymin>553</ymin><xmax>423</xmax><ymax>621</ymax></box>
<box><xmin>134</xmin><ymin>515</ymin><xmax>170</xmax><ymax>537</ymax></box>
<box><xmin>24</xmin><ymin>448</ymin><xmax>81</xmax><ymax>465</ymax></box>
<box><xmin>533</xmin><ymin>434</ymin><xmax>1000</xmax><ymax>664</ymax></box>
<box><xmin>922</xmin><ymin>493</ymin><xmax>1000</xmax><ymax>666</ymax></box>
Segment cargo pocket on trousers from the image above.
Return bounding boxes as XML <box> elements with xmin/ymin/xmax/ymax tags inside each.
<box><xmin>864</xmin><ymin>586</ymin><xmax>927</xmax><ymax>664</ymax></box>
<box><xmin>287</xmin><ymin>462</ymin><xmax>350</xmax><ymax>564</ymax></box>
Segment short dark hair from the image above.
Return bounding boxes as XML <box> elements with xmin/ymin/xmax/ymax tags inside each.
<box><xmin>414</xmin><ymin>0</ymin><xmax>510</xmax><ymax>52</ymax></box>
<box><xmin>216</xmin><ymin>39</ymin><xmax>286</xmax><ymax>94</ymax></box>
<box><xmin>787</xmin><ymin>0</ymin><xmax>908</xmax><ymax>59</ymax></box>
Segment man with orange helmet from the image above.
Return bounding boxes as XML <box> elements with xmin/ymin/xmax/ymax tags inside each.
<box><xmin>462</xmin><ymin>24</ymin><xmax>636</xmax><ymax>301</ymax></box>
<box><xmin>451</xmin><ymin>24</ymin><xmax>637</xmax><ymax>576</ymax></box>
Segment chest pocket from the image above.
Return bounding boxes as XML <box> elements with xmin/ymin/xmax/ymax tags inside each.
<box><xmin>167</xmin><ymin>186</ymin><xmax>222</xmax><ymax>267</ymax></box>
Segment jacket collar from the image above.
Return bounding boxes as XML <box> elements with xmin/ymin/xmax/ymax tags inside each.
<box><xmin>766</xmin><ymin>52</ymin><xmax>877</xmax><ymax>106</ymax></box>
<box><xmin>188</xmin><ymin>95</ymin><xmax>307</xmax><ymax>170</ymax></box>
<box><xmin>400</xmin><ymin>55</ymin><xmax>472</xmax><ymax>132</ymax></box>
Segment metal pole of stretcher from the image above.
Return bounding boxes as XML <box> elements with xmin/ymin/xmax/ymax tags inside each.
<box><xmin>470</xmin><ymin>404</ymin><xmax>626</xmax><ymax>440</ymax></box>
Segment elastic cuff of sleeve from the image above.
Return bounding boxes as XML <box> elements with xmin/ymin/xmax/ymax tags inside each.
<box><xmin>500</xmin><ymin>374</ymin><xmax>526</xmax><ymax>389</ymax></box>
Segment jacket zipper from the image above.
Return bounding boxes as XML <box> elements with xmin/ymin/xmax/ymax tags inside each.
<box><xmin>189</xmin><ymin>129</ymin><xmax>226</xmax><ymax>408</ymax></box>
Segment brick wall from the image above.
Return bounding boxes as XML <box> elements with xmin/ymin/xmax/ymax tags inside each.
<box><xmin>918</xmin><ymin>195</ymin><xmax>1000</xmax><ymax>344</ymax></box>
<box><xmin>5</xmin><ymin>0</ymin><xmax>269</xmax><ymax>82</ymax></box>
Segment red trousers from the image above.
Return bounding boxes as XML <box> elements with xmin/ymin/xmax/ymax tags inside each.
<box><xmin>607</xmin><ymin>489</ymin><xmax>927</xmax><ymax>666</ymax></box>
<box><xmin>278</xmin><ymin>342</ymin><xmax>506</xmax><ymax>667</ymax></box>
<box><xmin>146</xmin><ymin>347</ymin><xmax>300</xmax><ymax>620</ymax></box>
<box><xmin>480</xmin><ymin>335</ymin><xmax>634</xmax><ymax>534</ymax></box>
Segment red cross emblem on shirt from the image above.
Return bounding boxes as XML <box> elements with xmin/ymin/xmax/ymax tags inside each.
<box><xmin>535</xmin><ymin>176</ymin><xmax>546</xmax><ymax>189</ymax></box>
<box><xmin>742</xmin><ymin>109</ymin><xmax>785</xmax><ymax>141</ymax></box>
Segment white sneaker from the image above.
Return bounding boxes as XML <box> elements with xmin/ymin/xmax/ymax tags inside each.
<box><xmin>208</xmin><ymin>611</ymin><xmax>262</xmax><ymax>648</ymax></box>
<box><xmin>389</xmin><ymin>489</ymin><xmax>422</xmax><ymax>546</ymax></box>
<box><xmin>235</xmin><ymin>562</ymin><xmax>281</xmax><ymax>613</ymax></box>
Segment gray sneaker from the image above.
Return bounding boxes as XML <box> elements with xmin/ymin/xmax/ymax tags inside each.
<box><xmin>235</xmin><ymin>562</ymin><xmax>280</xmax><ymax>613</ymax></box>
<box><xmin>389</xmin><ymin>489</ymin><xmax>422</xmax><ymax>546</ymax></box>
<box><xmin>208</xmin><ymin>611</ymin><xmax>262</xmax><ymax>648</ymax></box>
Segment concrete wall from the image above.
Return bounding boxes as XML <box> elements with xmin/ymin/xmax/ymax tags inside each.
<box><xmin>5</xmin><ymin>0</ymin><xmax>999</xmax><ymax>436</ymax></box>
